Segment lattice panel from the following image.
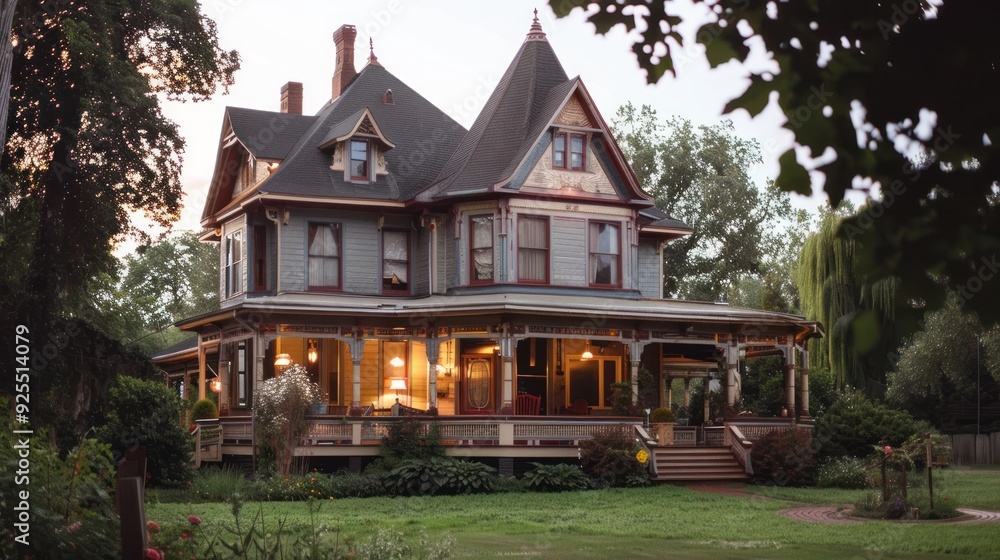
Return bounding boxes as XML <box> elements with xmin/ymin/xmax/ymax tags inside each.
<box><xmin>438</xmin><ymin>423</ymin><xmax>499</xmax><ymax>439</ymax></box>
<box><xmin>307</xmin><ymin>423</ymin><xmax>353</xmax><ymax>438</ymax></box>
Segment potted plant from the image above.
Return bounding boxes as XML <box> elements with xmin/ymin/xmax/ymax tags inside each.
<box><xmin>649</xmin><ymin>407</ymin><xmax>676</xmax><ymax>446</ymax></box>
<box><xmin>675</xmin><ymin>405</ymin><xmax>690</xmax><ymax>427</ymax></box>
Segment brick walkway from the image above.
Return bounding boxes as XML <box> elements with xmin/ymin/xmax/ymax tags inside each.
<box><xmin>778</xmin><ymin>506</ymin><xmax>1000</xmax><ymax>524</ymax></box>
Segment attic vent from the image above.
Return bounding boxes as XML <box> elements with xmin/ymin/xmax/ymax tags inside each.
<box><xmin>383</xmin><ymin>89</ymin><xmax>394</xmax><ymax>105</ymax></box>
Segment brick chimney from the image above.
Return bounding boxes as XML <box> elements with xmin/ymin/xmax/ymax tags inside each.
<box><xmin>280</xmin><ymin>81</ymin><xmax>303</xmax><ymax>114</ymax></box>
<box><xmin>331</xmin><ymin>24</ymin><xmax>358</xmax><ymax>100</ymax></box>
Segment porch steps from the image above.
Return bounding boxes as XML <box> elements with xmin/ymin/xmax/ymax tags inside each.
<box><xmin>651</xmin><ymin>446</ymin><xmax>748</xmax><ymax>482</ymax></box>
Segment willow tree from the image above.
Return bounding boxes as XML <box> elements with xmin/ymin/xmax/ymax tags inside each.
<box><xmin>0</xmin><ymin>1</ymin><xmax>238</xmax><ymax>443</ymax></box>
<box><xmin>796</xmin><ymin>205</ymin><xmax>899</xmax><ymax>396</ymax></box>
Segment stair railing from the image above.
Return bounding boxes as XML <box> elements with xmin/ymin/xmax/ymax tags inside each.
<box><xmin>634</xmin><ymin>425</ymin><xmax>658</xmax><ymax>478</ymax></box>
<box><xmin>725</xmin><ymin>423</ymin><xmax>754</xmax><ymax>476</ymax></box>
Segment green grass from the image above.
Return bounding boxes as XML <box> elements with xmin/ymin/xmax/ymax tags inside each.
<box><xmin>147</xmin><ymin>469</ymin><xmax>1000</xmax><ymax>559</ymax></box>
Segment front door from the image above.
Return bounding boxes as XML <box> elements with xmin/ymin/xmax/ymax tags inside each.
<box><xmin>461</xmin><ymin>354</ymin><xmax>495</xmax><ymax>414</ymax></box>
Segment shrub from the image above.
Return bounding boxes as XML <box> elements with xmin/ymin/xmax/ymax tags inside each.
<box><xmin>493</xmin><ymin>474</ymin><xmax>527</xmax><ymax>493</ymax></box>
<box><xmin>813</xmin><ymin>391</ymin><xmax>925</xmax><ymax>461</ymax></box>
<box><xmin>388</xmin><ymin>457</ymin><xmax>497</xmax><ymax>496</ymax></box>
<box><xmin>816</xmin><ymin>457</ymin><xmax>869</xmax><ymax>489</ymax></box>
<box><xmin>522</xmin><ymin>462</ymin><xmax>591</xmax><ymax>492</ymax></box>
<box><xmin>609</xmin><ymin>381</ymin><xmax>641</xmax><ymax>416</ymax></box>
<box><xmin>189</xmin><ymin>398</ymin><xmax>218</xmax><ymax>422</ymax></box>
<box><xmin>379</xmin><ymin>417</ymin><xmax>444</xmax><ymax>470</ymax></box>
<box><xmin>649</xmin><ymin>407</ymin><xmax>675</xmax><ymax>423</ymax></box>
<box><xmin>579</xmin><ymin>430</ymin><xmax>648</xmax><ymax>488</ymax></box>
<box><xmin>98</xmin><ymin>376</ymin><xmax>193</xmax><ymax>486</ymax></box>
<box><xmin>751</xmin><ymin>428</ymin><xmax>817</xmax><ymax>487</ymax></box>
<box><xmin>253</xmin><ymin>364</ymin><xmax>326</xmax><ymax>475</ymax></box>
<box><xmin>190</xmin><ymin>465</ymin><xmax>247</xmax><ymax>501</ymax></box>
<box><xmin>328</xmin><ymin>471</ymin><xmax>389</xmax><ymax>498</ymax></box>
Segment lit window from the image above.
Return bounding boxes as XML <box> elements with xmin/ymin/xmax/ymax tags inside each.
<box><xmin>589</xmin><ymin>222</ymin><xmax>620</xmax><ymax>286</ymax></box>
<box><xmin>382</xmin><ymin>230</ymin><xmax>409</xmax><ymax>294</ymax></box>
<box><xmin>517</xmin><ymin>216</ymin><xmax>548</xmax><ymax>283</ymax></box>
<box><xmin>350</xmin><ymin>140</ymin><xmax>369</xmax><ymax>180</ymax></box>
<box><xmin>308</xmin><ymin>223</ymin><xmax>341</xmax><ymax>289</ymax></box>
<box><xmin>470</xmin><ymin>215</ymin><xmax>494</xmax><ymax>283</ymax></box>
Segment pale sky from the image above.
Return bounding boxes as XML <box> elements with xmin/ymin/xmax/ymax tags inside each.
<box><xmin>155</xmin><ymin>0</ymin><xmax>828</xmax><ymax>237</ymax></box>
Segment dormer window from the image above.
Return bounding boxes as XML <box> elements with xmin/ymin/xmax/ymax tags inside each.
<box><xmin>553</xmin><ymin>132</ymin><xmax>586</xmax><ymax>171</ymax></box>
<box><xmin>350</xmin><ymin>139</ymin><xmax>370</xmax><ymax>181</ymax></box>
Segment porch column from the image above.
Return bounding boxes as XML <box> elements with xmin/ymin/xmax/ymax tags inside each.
<box><xmin>426</xmin><ymin>337</ymin><xmax>440</xmax><ymax>409</ymax></box>
<box><xmin>784</xmin><ymin>344</ymin><xmax>797</xmax><ymax>418</ymax></box>
<box><xmin>628</xmin><ymin>341</ymin><xmax>650</xmax><ymax>404</ymax></box>
<box><xmin>703</xmin><ymin>378</ymin><xmax>711</xmax><ymax>422</ymax></box>
<box><xmin>197</xmin><ymin>339</ymin><xmax>207</xmax><ymax>401</ymax></box>
<box><xmin>347</xmin><ymin>337</ymin><xmax>365</xmax><ymax>408</ymax></box>
<box><xmin>665</xmin><ymin>375</ymin><xmax>672</xmax><ymax>408</ymax></box>
<box><xmin>683</xmin><ymin>377</ymin><xmax>691</xmax><ymax>408</ymax></box>
<box><xmin>500</xmin><ymin>331</ymin><xmax>515</xmax><ymax>413</ymax></box>
<box><xmin>799</xmin><ymin>345</ymin><xmax>810</xmax><ymax>418</ymax></box>
<box><xmin>725</xmin><ymin>345</ymin><xmax>739</xmax><ymax>409</ymax></box>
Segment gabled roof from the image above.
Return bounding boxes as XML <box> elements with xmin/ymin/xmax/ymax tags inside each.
<box><xmin>418</xmin><ymin>19</ymin><xmax>652</xmax><ymax>206</ymax></box>
<box><xmin>318</xmin><ymin>107</ymin><xmax>395</xmax><ymax>150</ymax></box>
<box><xmin>259</xmin><ymin>63</ymin><xmax>466</xmax><ymax>201</ymax></box>
<box><xmin>228</xmin><ymin>108</ymin><xmax>316</xmax><ymax>160</ymax></box>
<box><xmin>419</xmin><ymin>23</ymin><xmax>570</xmax><ymax>200</ymax></box>
<box><xmin>639</xmin><ymin>206</ymin><xmax>692</xmax><ymax>233</ymax></box>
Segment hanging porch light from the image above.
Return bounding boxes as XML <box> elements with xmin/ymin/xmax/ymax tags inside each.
<box><xmin>581</xmin><ymin>340</ymin><xmax>594</xmax><ymax>360</ymax></box>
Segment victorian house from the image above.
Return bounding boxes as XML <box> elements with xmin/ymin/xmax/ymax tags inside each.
<box><xmin>156</xmin><ymin>16</ymin><xmax>821</xmax><ymax>479</ymax></box>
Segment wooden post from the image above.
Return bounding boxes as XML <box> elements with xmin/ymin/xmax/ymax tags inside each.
<box><xmin>348</xmin><ymin>337</ymin><xmax>365</xmax><ymax>408</ymax></box>
<box><xmin>116</xmin><ymin>447</ymin><xmax>147</xmax><ymax>559</ymax></box>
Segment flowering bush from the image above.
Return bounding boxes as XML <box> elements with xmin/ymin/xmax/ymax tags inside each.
<box><xmin>253</xmin><ymin>364</ymin><xmax>326</xmax><ymax>475</ymax></box>
<box><xmin>816</xmin><ymin>456</ymin><xmax>869</xmax><ymax>489</ymax></box>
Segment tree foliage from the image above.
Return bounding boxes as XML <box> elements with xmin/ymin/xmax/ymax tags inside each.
<box><xmin>796</xmin><ymin>205</ymin><xmax>901</xmax><ymax>395</ymax></box>
<box><xmin>887</xmin><ymin>298</ymin><xmax>1000</xmax><ymax>432</ymax></box>
<box><xmin>613</xmin><ymin>103</ymin><xmax>804</xmax><ymax>304</ymax></box>
<box><xmin>253</xmin><ymin>365</ymin><xmax>325</xmax><ymax>476</ymax></box>
<box><xmin>555</xmin><ymin>2</ymin><xmax>1000</xmax><ymax>325</ymax></box>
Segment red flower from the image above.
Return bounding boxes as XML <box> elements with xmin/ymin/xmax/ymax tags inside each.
<box><xmin>187</xmin><ymin>515</ymin><xmax>202</xmax><ymax>525</ymax></box>
<box><xmin>310</xmin><ymin>477</ymin><xmax>316</xmax><ymax>484</ymax></box>
<box><xmin>180</xmin><ymin>532</ymin><xmax>190</xmax><ymax>540</ymax></box>
<box><xmin>189</xmin><ymin>424</ymin><xmax>197</xmax><ymax>432</ymax></box>
<box><xmin>145</xmin><ymin>548</ymin><xmax>163</xmax><ymax>560</ymax></box>
<box><xmin>146</xmin><ymin>521</ymin><xmax>161</xmax><ymax>533</ymax></box>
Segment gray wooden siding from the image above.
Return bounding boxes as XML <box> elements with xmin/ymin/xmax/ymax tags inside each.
<box><xmin>637</xmin><ymin>239</ymin><xmax>661</xmax><ymax>298</ymax></box>
<box><xmin>413</xmin><ymin>226</ymin><xmax>430</xmax><ymax>296</ymax></box>
<box><xmin>551</xmin><ymin>217</ymin><xmax>587</xmax><ymax>286</ymax></box>
<box><xmin>280</xmin><ymin>208</ymin><xmax>380</xmax><ymax>295</ymax></box>
<box><xmin>445</xmin><ymin>218</ymin><xmax>457</xmax><ymax>290</ymax></box>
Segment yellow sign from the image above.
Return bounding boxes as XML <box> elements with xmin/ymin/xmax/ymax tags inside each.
<box><xmin>636</xmin><ymin>449</ymin><xmax>649</xmax><ymax>465</ymax></box>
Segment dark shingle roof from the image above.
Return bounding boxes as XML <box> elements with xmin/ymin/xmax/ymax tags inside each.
<box><xmin>228</xmin><ymin>108</ymin><xmax>316</xmax><ymax>160</ymax></box>
<box><xmin>259</xmin><ymin>64</ymin><xmax>466</xmax><ymax>201</ymax></box>
<box><xmin>640</xmin><ymin>206</ymin><xmax>692</xmax><ymax>231</ymax></box>
<box><xmin>420</xmin><ymin>35</ymin><xmax>570</xmax><ymax>200</ymax></box>
<box><xmin>150</xmin><ymin>336</ymin><xmax>198</xmax><ymax>361</ymax></box>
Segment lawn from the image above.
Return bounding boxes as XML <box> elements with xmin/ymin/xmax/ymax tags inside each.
<box><xmin>147</xmin><ymin>467</ymin><xmax>1000</xmax><ymax>559</ymax></box>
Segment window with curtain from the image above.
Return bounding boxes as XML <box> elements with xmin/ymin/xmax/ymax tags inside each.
<box><xmin>308</xmin><ymin>223</ymin><xmax>341</xmax><ymax>289</ymax></box>
<box><xmin>382</xmin><ymin>230</ymin><xmax>409</xmax><ymax>294</ymax></box>
<box><xmin>589</xmin><ymin>222</ymin><xmax>620</xmax><ymax>286</ymax></box>
<box><xmin>225</xmin><ymin>229</ymin><xmax>243</xmax><ymax>297</ymax></box>
<box><xmin>470</xmin><ymin>215</ymin><xmax>494</xmax><ymax>283</ymax></box>
<box><xmin>553</xmin><ymin>132</ymin><xmax>586</xmax><ymax>171</ymax></box>
<box><xmin>517</xmin><ymin>216</ymin><xmax>548</xmax><ymax>283</ymax></box>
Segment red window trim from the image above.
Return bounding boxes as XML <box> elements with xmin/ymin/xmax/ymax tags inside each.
<box><xmin>307</xmin><ymin>222</ymin><xmax>343</xmax><ymax>292</ymax></box>
<box><xmin>553</xmin><ymin>131</ymin><xmax>587</xmax><ymax>171</ymax></box>
<box><xmin>382</xmin><ymin>229</ymin><xmax>411</xmax><ymax>295</ymax></box>
<box><xmin>349</xmin><ymin>139</ymin><xmax>370</xmax><ymax>181</ymax></box>
<box><xmin>517</xmin><ymin>215</ymin><xmax>549</xmax><ymax>284</ymax></box>
<box><xmin>588</xmin><ymin>220</ymin><xmax>622</xmax><ymax>289</ymax></box>
<box><xmin>469</xmin><ymin>214</ymin><xmax>495</xmax><ymax>285</ymax></box>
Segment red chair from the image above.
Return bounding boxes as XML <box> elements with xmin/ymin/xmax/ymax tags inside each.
<box><xmin>561</xmin><ymin>399</ymin><xmax>590</xmax><ymax>415</ymax></box>
<box><xmin>515</xmin><ymin>393</ymin><xmax>541</xmax><ymax>415</ymax></box>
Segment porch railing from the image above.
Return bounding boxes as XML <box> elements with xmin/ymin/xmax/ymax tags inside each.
<box><xmin>193</xmin><ymin>416</ymin><xmax>642</xmax><ymax>462</ymax></box>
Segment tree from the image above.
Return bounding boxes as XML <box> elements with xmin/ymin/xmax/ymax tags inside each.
<box><xmin>1</xmin><ymin>1</ymin><xmax>238</xmax><ymax>324</ymax></box>
<box><xmin>0</xmin><ymin>1</ymin><xmax>237</xmax><ymax>444</ymax></box>
<box><xmin>796</xmin><ymin>205</ymin><xmax>901</xmax><ymax>395</ymax></box>
<box><xmin>887</xmin><ymin>297</ymin><xmax>1000</xmax><ymax>432</ymax></box>
<box><xmin>554</xmin><ymin>2</ymin><xmax>1000</xmax><ymax>325</ymax></box>
<box><xmin>108</xmin><ymin>231</ymin><xmax>220</xmax><ymax>354</ymax></box>
<box><xmin>612</xmin><ymin>103</ymin><xmax>804</xmax><ymax>303</ymax></box>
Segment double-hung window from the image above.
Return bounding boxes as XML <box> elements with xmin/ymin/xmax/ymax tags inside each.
<box><xmin>225</xmin><ymin>230</ymin><xmax>244</xmax><ymax>297</ymax></box>
<box><xmin>382</xmin><ymin>230</ymin><xmax>409</xmax><ymax>294</ymax></box>
<box><xmin>553</xmin><ymin>132</ymin><xmax>586</xmax><ymax>171</ymax></box>
<box><xmin>517</xmin><ymin>216</ymin><xmax>548</xmax><ymax>283</ymax></box>
<box><xmin>350</xmin><ymin>140</ymin><xmax>369</xmax><ymax>181</ymax></box>
<box><xmin>470</xmin><ymin>215</ymin><xmax>494</xmax><ymax>284</ymax></box>
<box><xmin>308</xmin><ymin>223</ymin><xmax>342</xmax><ymax>290</ymax></box>
<box><xmin>589</xmin><ymin>222</ymin><xmax>620</xmax><ymax>287</ymax></box>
